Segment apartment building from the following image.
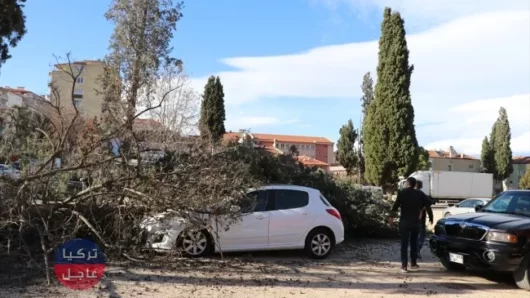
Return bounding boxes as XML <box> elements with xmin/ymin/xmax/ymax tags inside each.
<box><xmin>0</xmin><ymin>87</ymin><xmax>24</xmax><ymax>108</ymax></box>
<box><xmin>224</xmin><ymin>131</ymin><xmax>335</xmax><ymax>171</ymax></box>
<box><xmin>49</xmin><ymin>60</ymin><xmax>105</xmax><ymax>119</ymax></box>
<box><xmin>427</xmin><ymin>146</ymin><xmax>481</xmax><ymax>172</ymax></box>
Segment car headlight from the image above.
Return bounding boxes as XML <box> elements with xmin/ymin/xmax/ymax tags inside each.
<box><xmin>486</xmin><ymin>231</ymin><xmax>518</xmax><ymax>243</ymax></box>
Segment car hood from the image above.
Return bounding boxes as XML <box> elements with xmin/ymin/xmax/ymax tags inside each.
<box><xmin>440</xmin><ymin>212</ymin><xmax>530</xmax><ymax>230</ymax></box>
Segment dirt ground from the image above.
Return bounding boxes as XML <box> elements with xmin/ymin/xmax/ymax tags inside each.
<box><xmin>0</xmin><ymin>239</ymin><xmax>524</xmax><ymax>298</ymax></box>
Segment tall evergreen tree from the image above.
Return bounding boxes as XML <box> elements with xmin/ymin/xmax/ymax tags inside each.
<box><xmin>491</xmin><ymin>107</ymin><xmax>513</xmax><ymax>180</ymax></box>
<box><xmin>337</xmin><ymin>119</ymin><xmax>358</xmax><ymax>176</ymax></box>
<box><xmin>199</xmin><ymin>76</ymin><xmax>226</xmax><ymax>143</ymax></box>
<box><xmin>360</xmin><ymin>72</ymin><xmax>374</xmax><ymax>118</ymax></box>
<box><xmin>480</xmin><ymin>136</ymin><xmax>495</xmax><ymax>174</ymax></box>
<box><xmin>358</xmin><ymin>72</ymin><xmax>373</xmax><ymax>182</ymax></box>
<box><xmin>363</xmin><ymin>8</ymin><xmax>418</xmax><ymax>187</ymax></box>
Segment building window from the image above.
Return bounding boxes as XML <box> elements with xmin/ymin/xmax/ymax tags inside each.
<box><xmin>73</xmin><ymin>99</ymin><xmax>82</xmax><ymax>109</ymax></box>
<box><xmin>448</xmin><ymin>165</ymin><xmax>453</xmax><ymax>171</ymax></box>
<box><xmin>74</xmin><ymin>88</ymin><xmax>83</xmax><ymax>95</ymax></box>
<box><xmin>280</xmin><ymin>144</ymin><xmax>284</xmax><ymax>149</ymax></box>
<box><xmin>469</xmin><ymin>164</ymin><xmax>474</xmax><ymax>169</ymax></box>
<box><xmin>76</xmin><ymin>77</ymin><xmax>84</xmax><ymax>84</ymax></box>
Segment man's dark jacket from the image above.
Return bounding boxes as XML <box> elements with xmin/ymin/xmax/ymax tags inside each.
<box><xmin>391</xmin><ymin>187</ymin><xmax>433</xmax><ymax>228</ymax></box>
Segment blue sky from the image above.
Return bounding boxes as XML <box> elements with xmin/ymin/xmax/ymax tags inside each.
<box><xmin>1</xmin><ymin>0</ymin><xmax>529</xmax><ymax>156</ymax></box>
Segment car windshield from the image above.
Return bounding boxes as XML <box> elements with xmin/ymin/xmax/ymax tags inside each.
<box><xmin>482</xmin><ymin>191</ymin><xmax>530</xmax><ymax>217</ymax></box>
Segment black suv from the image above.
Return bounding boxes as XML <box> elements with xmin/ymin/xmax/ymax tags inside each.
<box><xmin>430</xmin><ymin>190</ymin><xmax>530</xmax><ymax>290</ymax></box>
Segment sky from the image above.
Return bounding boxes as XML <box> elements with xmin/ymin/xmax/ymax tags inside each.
<box><xmin>1</xmin><ymin>0</ymin><xmax>529</xmax><ymax>156</ymax></box>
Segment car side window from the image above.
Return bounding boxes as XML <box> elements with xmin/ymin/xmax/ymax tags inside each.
<box><xmin>513</xmin><ymin>194</ymin><xmax>530</xmax><ymax>215</ymax></box>
<box><xmin>272</xmin><ymin>189</ymin><xmax>309</xmax><ymax>210</ymax></box>
<box><xmin>240</xmin><ymin>190</ymin><xmax>268</xmax><ymax>213</ymax></box>
<box><xmin>458</xmin><ymin>200</ymin><xmax>475</xmax><ymax>208</ymax></box>
<box><xmin>471</xmin><ymin>200</ymin><xmax>484</xmax><ymax>207</ymax></box>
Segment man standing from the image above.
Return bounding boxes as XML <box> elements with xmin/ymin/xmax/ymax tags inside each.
<box><xmin>415</xmin><ymin>180</ymin><xmax>433</xmax><ymax>260</ymax></box>
<box><xmin>389</xmin><ymin>177</ymin><xmax>432</xmax><ymax>273</ymax></box>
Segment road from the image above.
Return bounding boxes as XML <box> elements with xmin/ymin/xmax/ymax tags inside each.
<box><xmin>0</xmin><ymin>239</ymin><xmax>523</xmax><ymax>298</ymax></box>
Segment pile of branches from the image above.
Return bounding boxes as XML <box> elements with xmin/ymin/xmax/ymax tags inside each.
<box><xmin>0</xmin><ymin>67</ymin><xmax>259</xmax><ymax>287</ymax></box>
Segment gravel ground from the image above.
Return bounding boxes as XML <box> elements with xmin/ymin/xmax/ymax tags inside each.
<box><xmin>0</xmin><ymin>239</ymin><xmax>523</xmax><ymax>298</ymax></box>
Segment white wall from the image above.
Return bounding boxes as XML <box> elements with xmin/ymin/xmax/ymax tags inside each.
<box><xmin>0</xmin><ymin>91</ymin><xmax>23</xmax><ymax>108</ymax></box>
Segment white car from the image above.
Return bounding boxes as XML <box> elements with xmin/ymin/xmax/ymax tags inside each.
<box><xmin>139</xmin><ymin>185</ymin><xmax>345</xmax><ymax>259</ymax></box>
<box><xmin>443</xmin><ymin>198</ymin><xmax>491</xmax><ymax>218</ymax></box>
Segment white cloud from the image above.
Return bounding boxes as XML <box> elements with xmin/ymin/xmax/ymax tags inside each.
<box><xmin>424</xmin><ymin>94</ymin><xmax>530</xmax><ymax>154</ymax></box>
<box><xmin>425</xmin><ymin>130</ymin><xmax>530</xmax><ymax>156</ymax></box>
<box><xmin>312</xmin><ymin>0</ymin><xmax>530</xmax><ymax>29</ymax></box>
<box><xmin>191</xmin><ymin>10</ymin><xmax>530</xmax><ymax>154</ymax></box>
<box><xmin>226</xmin><ymin>116</ymin><xmax>298</xmax><ymax>130</ymax></box>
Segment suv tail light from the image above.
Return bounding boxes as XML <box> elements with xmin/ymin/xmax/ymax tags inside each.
<box><xmin>326</xmin><ymin>209</ymin><xmax>341</xmax><ymax>220</ymax></box>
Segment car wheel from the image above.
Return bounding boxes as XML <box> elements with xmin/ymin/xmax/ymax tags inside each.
<box><xmin>439</xmin><ymin>255</ymin><xmax>466</xmax><ymax>271</ymax></box>
<box><xmin>444</xmin><ymin>212</ymin><xmax>452</xmax><ymax>218</ymax></box>
<box><xmin>305</xmin><ymin>228</ymin><xmax>334</xmax><ymax>259</ymax></box>
<box><xmin>177</xmin><ymin>229</ymin><xmax>212</xmax><ymax>257</ymax></box>
<box><xmin>513</xmin><ymin>254</ymin><xmax>530</xmax><ymax>290</ymax></box>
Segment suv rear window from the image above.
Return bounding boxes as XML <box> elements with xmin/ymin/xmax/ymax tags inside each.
<box><xmin>272</xmin><ymin>189</ymin><xmax>309</xmax><ymax>210</ymax></box>
<box><xmin>319</xmin><ymin>194</ymin><xmax>331</xmax><ymax>207</ymax></box>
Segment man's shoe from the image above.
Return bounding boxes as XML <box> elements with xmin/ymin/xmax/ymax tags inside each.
<box><xmin>410</xmin><ymin>264</ymin><xmax>420</xmax><ymax>270</ymax></box>
<box><xmin>400</xmin><ymin>267</ymin><xmax>408</xmax><ymax>273</ymax></box>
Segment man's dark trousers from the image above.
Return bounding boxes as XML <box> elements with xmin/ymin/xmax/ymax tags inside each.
<box><xmin>418</xmin><ymin>223</ymin><xmax>426</xmax><ymax>251</ymax></box>
<box><xmin>399</xmin><ymin>223</ymin><xmax>419</xmax><ymax>267</ymax></box>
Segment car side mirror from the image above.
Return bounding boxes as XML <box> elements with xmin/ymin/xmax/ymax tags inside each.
<box><xmin>475</xmin><ymin>205</ymin><xmax>484</xmax><ymax>212</ymax></box>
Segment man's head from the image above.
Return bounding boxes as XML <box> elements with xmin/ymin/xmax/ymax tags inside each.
<box><xmin>406</xmin><ymin>177</ymin><xmax>416</xmax><ymax>188</ymax></box>
<box><xmin>415</xmin><ymin>180</ymin><xmax>423</xmax><ymax>190</ymax></box>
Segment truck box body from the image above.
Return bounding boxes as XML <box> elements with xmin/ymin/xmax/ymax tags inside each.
<box><xmin>405</xmin><ymin>171</ymin><xmax>493</xmax><ymax>204</ymax></box>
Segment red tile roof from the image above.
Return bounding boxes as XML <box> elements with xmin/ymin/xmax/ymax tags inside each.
<box><xmin>427</xmin><ymin>150</ymin><xmax>478</xmax><ymax>160</ymax></box>
<box><xmin>295</xmin><ymin>155</ymin><xmax>329</xmax><ymax>167</ymax></box>
<box><xmin>223</xmin><ymin>132</ymin><xmax>333</xmax><ymax>144</ymax></box>
<box><xmin>513</xmin><ymin>156</ymin><xmax>530</xmax><ymax>164</ymax></box>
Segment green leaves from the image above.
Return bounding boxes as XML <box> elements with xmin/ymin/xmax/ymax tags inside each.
<box><xmin>337</xmin><ymin>119</ymin><xmax>358</xmax><ymax>176</ymax></box>
<box><xmin>489</xmin><ymin>107</ymin><xmax>513</xmax><ymax>180</ymax></box>
<box><xmin>480</xmin><ymin>136</ymin><xmax>495</xmax><ymax>174</ymax></box>
<box><xmin>363</xmin><ymin>7</ymin><xmax>418</xmax><ymax>188</ymax></box>
<box><xmin>0</xmin><ymin>0</ymin><xmax>27</xmax><ymax>69</ymax></box>
<box><xmin>520</xmin><ymin>169</ymin><xmax>530</xmax><ymax>189</ymax></box>
<box><xmin>199</xmin><ymin>76</ymin><xmax>226</xmax><ymax>143</ymax></box>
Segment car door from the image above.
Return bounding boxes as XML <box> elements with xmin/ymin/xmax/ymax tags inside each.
<box><xmin>215</xmin><ymin>190</ymin><xmax>271</xmax><ymax>251</ymax></box>
<box><xmin>455</xmin><ymin>199</ymin><xmax>476</xmax><ymax>215</ymax></box>
<box><xmin>268</xmin><ymin>189</ymin><xmax>316</xmax><ymax>248</ymax></box>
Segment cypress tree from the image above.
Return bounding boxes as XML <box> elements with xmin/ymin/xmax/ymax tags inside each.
<box><xmin>363</xmin><ymin>7</ymin><xmax>418</xmax><ymax>187</ymax></box>
<box><xmin>491</xmin><ymin>107</ymin><xmax>513</xmax><ymax>180</ymax></box>
<box><xmin>358</xmin><ymin>72</ymin><xmax>373</xmax><ymax>182</ymax></box>
<box><xmin>480</xmin><ymin>136</ymin><xmax>495</xmax><ymax>174</ymax></box>
<box><xmin>337</xmin><ymin>119</ymin><xmax>358</xmax><ymax>176</ymax></box>
<box><xmin>199</xmin><ymin>76</ymin><xmax>226</xmax><ymax>143</ymax></box>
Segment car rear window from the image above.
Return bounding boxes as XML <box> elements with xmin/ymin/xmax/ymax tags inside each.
<box><xmin>319</xmin><ymin>194</ymin><xmax>331</xmax><ymax>207</ymax></box>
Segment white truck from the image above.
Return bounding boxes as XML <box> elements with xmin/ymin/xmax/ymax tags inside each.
<box><xmin>398</xmin><ymin>171</ymin><xmax>494</xmax><ymax>206</ymax></box>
